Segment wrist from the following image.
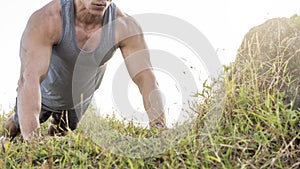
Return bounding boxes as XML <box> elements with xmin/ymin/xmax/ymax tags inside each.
<box><xmin>149</xmin><ymin>114</ymin><xmax>166</xmax><ymax>128</ymax></box>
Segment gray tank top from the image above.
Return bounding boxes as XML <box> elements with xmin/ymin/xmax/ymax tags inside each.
<box><xmin>41</xmin><ymin>0</ymin><xmax>117</xmax><ymax>113</ymax></box>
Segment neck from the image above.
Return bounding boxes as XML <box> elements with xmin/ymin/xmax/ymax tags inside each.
<box><xmin>74</xmin><ymin>0</ymin><xmax>106</xmax><ymax>26</ymax></box>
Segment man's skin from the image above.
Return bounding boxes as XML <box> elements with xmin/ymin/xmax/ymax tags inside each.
<box><xmin>4</xmin><ymin>0</ymin><xmax>166</xmax><ymax>141</ymax></box>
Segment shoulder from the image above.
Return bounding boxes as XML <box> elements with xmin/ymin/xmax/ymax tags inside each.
<box><xmin>115</xmin><ymin>6</ymin><xmax>144</xmax><ymax>44</ymax></box>
<box><xmin>24</xmin><ymin>0</ymin><xmax>62</xmax><ymax>44</ymax></box>
<box><xmin>115</xmin><ymin>7</ymin><xmax>141</xmax><ymax>30</ymax></box>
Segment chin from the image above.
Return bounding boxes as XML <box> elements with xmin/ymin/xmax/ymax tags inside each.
<box><xmin>89</xmin><ymin>10</ymin><xmax>105</xmax><ymax>16</ymax></box>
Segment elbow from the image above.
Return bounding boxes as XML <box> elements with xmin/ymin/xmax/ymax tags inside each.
<box><xmin>17</xmin><ymin>71</ymin><xmax>41</xmax><ymax>91</ymax></box>
<box><xmin>133</xmin><ymin>75</ymin><xmax>143</xmax><ymax>90</ymax></box>
<box><xmin>134</xmin><ymin>74</ymin><xmax>158</xmax><ymax>95</ymax></box>
<box><xmin>17</xmin><ymin>73</ymin><xmax>26</xmax><ymax>90</ymax></box>
<box><xmin>132</xmin><ymin>72</ymin><xmax>144</xmax><ymax>92</ymax></box>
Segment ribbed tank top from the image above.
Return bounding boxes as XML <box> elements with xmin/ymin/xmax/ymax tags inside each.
<box><xmin>41</xmin><ymin>0</ymin><xmax>117</xmax><ymax>113</ymax></box>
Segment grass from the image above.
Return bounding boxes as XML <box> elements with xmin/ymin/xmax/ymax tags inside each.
<box><xmin>1</xmin><ymin>17</ymin><xmax>300</xmax><ymax>168</ymax></box>
<box><xmin>0</xmin><ymin>59</ymin><xmax>299</xmax><ymax>168</ymax></box>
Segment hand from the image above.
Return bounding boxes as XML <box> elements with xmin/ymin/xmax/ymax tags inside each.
<box><xmin>4</xmin><ymin>114</ymin><xmax>21</xmax><ymax>140</ymax></box>
<box><xmin>0</xmin><ymin>135</ymin><xmax>10</xmax><ymax>153</ymax></box>
<box><xmin>23</xmin><ymin>129</ymin><xmax>42</xmax><ymax>142</ymax></box>
<box><xmin>149</xmin><ymin>117</ymin><xmax>167</xmax><ymax>129</ymax></box>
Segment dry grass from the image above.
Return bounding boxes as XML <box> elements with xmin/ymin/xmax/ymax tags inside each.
<box><xmin>0</xmin><ymin>16</ymin><xmax>300</xmax><ymax>169</ymax></box>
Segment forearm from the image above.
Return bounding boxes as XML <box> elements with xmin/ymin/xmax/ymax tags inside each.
<box><xmin>17</xmin><ymin>78</ymin><xmax>41</xmax><ymax>140</ymax></box>
<box><xmin>141</xmin><ymin>82</ymin><xmax>166</xmax><ymax>127</ymax></box>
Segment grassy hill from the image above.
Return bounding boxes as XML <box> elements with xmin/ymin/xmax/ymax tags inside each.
<box><xmin>1</xmin><ymin>16</ymin><xmax>300</xmax><ymax>168</ymax></box>
<box><xmin>0</xmin><ymin>61</ymin><xmax>299</xmax><ymax>168</ymax></box>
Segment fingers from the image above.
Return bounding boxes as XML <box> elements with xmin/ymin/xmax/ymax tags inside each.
<box><xmin>149</xmin><ymin>114</ymin><xmax>167</xmax><ymax>129</ymax></box>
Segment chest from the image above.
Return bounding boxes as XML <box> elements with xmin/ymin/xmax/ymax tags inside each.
<box><xmin>75</xmin><ymin>26</ymin><xmax>103</xmax><ymax>51</ymax></box>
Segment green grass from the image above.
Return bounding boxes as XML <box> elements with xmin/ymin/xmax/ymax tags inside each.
<box><xmin>1</xmin><ymin>16</ymin><xmax>300</xmax><ymax>168</ymax></box>
<box><xmin>0</xmin><ymin>59</ymin><xmax>299</xmax><ymax>168</ymax></box>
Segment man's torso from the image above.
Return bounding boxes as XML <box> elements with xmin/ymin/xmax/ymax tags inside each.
<box><xmin>40</xmin><ymin>0</ymin><xmax>120</xmax><ymax>112</ymax></box>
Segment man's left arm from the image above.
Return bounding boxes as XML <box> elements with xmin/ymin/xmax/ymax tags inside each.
<box><xmin>117</xmin><ymin>17</ymin><xmax>166</xmax><ymax>128</ymax></box>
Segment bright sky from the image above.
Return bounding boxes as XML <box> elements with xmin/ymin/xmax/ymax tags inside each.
<box><xmin>0</xmin><ymin>0</ymin><xmax>300</xmax><ymax>124</ymax></box>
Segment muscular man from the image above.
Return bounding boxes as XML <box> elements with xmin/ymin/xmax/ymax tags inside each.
<box><xmin>3</xmin><ymin>0</ymin><xmax>166</xmax><ymax>141</ymax></box>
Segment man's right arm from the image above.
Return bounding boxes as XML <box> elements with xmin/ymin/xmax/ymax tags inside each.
<box><xmin>17</xmin><ymin>6</ymin><xmax>61</xmax><ymax>140</ymax></box>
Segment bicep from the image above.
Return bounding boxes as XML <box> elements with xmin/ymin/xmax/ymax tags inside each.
<box><xmin>20</xmin><ymin>37</ymin><xmax>52</xmax><ymax>82</ymax></box>
<box><xmin>117</xmin><ymin>16</ymin><xmax>150</xmax><ymax>71</ymax></box>
<box><xmin>117</xmin><ymin>16</ymin><xmax>157</xmax><ymax>85</ymax></box>
<box><xmin>120</xmin><ymin>35</ymin><xmax>154</xmax><ymax>83</ymax></box>
<box><xmin>19</xmin><ymin>14</ymin><xmax>57</xmax><ymax>82</ymax></box>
